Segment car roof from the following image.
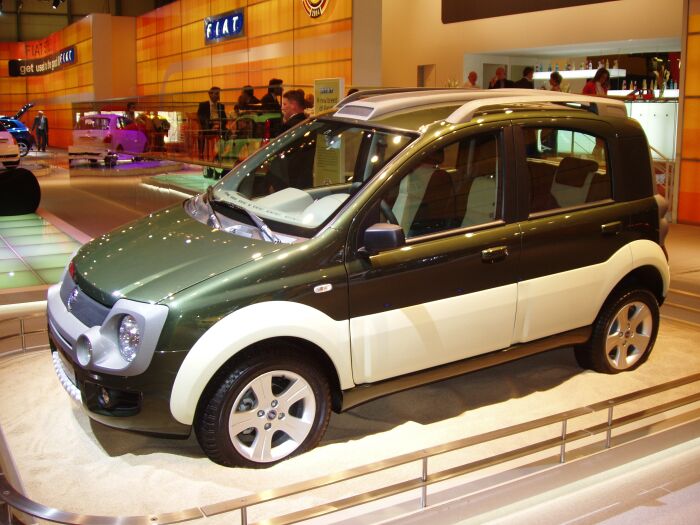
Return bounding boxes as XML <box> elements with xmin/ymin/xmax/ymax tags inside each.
<box><xmin>333</xmin><ymin>88</ymin><xmax>627</xmax><ymax>127</ymax></box>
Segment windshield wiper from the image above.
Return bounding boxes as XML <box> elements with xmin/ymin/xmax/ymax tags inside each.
<box><xmin>207</xmin><ymin>190</ymin><xmax>282</xmax><ymax>244</ymax></box>
<box><xmin>204</xmin><ymin>185</ymin><xmax>224</xmax><ymax>230</ymax></box>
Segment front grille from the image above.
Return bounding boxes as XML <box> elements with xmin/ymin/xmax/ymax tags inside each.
<box><xmin>60</xmin><ymin>275</ymin><xmax>111</xmax><ymax>327</ymax></box>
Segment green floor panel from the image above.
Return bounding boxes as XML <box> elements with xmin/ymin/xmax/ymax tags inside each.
<box><xmin>0</xmin><ymin>213</ymin><xmax>41</xmax><ymax>223</ymax></box>
<box><xmin>23</xmin><ymin>254</ymin><xmax>74</xmax><ymax>270</ymax></box>
<box><xmin>0</xmin><ymin>219</ymin><xmax>49</xmax><ymax>229</ymax></box>
<box><xmin>36</xmin><ymin>268</ymin><xmax>65</xmax><ymax>285</ymax></box>
<box><xmin>0</xmin><ymin>225</ymin><xmax>61</xmax><ymax>237</ymax></box>
<box><xmin>151</xmin><ymin>173</ymin><xmax>211</xmax><ymax>194</ymax></box>
<box><xmin>6</xmin><ymin>233</ymin><xmax>76</xmax><ymax>246</ymax></box>
<box><xmin>0</xmin><ymin>270</ymin><xmax>43</xmax><ymax>289</ymax></box>
<box><xmin>15</xmin><ymin>242</ymin><xmax>80</xmax><ymax>257</ymax></box>
<box><xmin>0</xmin><ymin>248</ymin><xmax>19</xmax><ymax>260</ymax></box>
<box><xmin>0</xmin><ymin>259</ymin><xmax>29</xmax><ymax>272</ymax></box>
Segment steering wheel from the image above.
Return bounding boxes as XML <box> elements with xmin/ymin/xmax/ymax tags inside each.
<box><xmin>380</xmin><ymin>199</ymin><xmax>399</xmax><ymax>226</ymax></box>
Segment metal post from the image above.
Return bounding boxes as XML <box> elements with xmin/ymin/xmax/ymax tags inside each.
<box><xmin>606</xmin><ymin>406</ymin><xmax>614</xmax><ymax>448</ymax></box>
<box><xmin>420</xmin><ymin>457</ymin><xmax>428</xmax><ymax>508</ymax></box>
<box><xmin>19</xmin><ymin>319</ymin><xmax>25</xmax><ymax>352</ymax></box>
<box><xmin>241</xmin><ymin>506</ymin><xmax>247</xmax><ymax>525</ymax></box>
<box><xmin>559</xmin><ymin>420</ymin><xmax>567</xmax><ymax>463</ymax></box>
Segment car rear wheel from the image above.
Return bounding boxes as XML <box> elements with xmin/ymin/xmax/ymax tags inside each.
<box><xmin>18</xmin><ymin>141</ymin><xmax>29</xmax><ymax>157</ymax></box>
<box><xmin>195</xmin><ymin>344</ymin><xmax>332</xmax><ymax>468</ymax></box>
<box><xmin>575</xmin><ymin>289</ymin><xmax>659</xmax><ymax>374</ymax></box>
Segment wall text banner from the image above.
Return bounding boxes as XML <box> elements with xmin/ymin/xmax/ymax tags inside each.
<box><xmin>8</xmin><ymin>47</ymin><xmax>76</xmax><ymax>77</ymax></box>
<box><xmin>205</xmin><ymin>9</ymin><xmax>245</xmax><ymax>45</ymax></box>
<box><xmin>442</xmin><ymin>0</ymin><xmax>617</xmax><ymax>23</ymax></box>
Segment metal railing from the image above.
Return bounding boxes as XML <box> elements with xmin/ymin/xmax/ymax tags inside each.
<box><xmin>1</xmin><ymin>365</ymin><xmax>699</xmax><ymax>525</ymax></box>
<box><xmin>0</xmin><ymin>312</ymin><xmax>48</xmax><ymax>356</ymax></box>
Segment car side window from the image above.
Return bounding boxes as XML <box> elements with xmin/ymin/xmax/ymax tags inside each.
<box><xmin>523</xmin><ymin>127</ymin><xmax>612</xmax><ymax>213</ymax></box>
<box><xmin>380</xmin><ymin>132</ymin><xmax>500</xmax><ymax>239</ymax></box>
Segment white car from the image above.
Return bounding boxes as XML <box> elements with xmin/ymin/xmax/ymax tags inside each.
<box><xmin>68</xmin><ymin>114</ymin><xmax>148</xmax><ymax>167</ymax></box>
<box><xmin>0</xmin><ymin>123</ymin><xmax>20</xmax><ymax>169</ymax></box>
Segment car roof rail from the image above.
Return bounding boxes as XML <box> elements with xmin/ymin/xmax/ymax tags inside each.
<box><xmin>446</xmin><ymin>92</ymin><xmax>627</xmax><ymax>123</ymax></box>
<box><xmin>337</xmin><ymin>88</ymin><xmax>470</xmax><ymax>108</ymax></box>
<box><xmin>332</xmin><ymin>89</ymin><xmax>627</xmax><ymax>123</ymax></box>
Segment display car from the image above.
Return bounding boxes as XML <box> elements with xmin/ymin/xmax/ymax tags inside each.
<box><xmin>0</xmin><ymin>103</ymin><xmax>35</xmax><ymax>157</ymax></box>
<box><xmin>0</xmin><ymin>123</ymin><xmax>21</xmax><ymax>169</ymax></box>
<box><xmin>47</xmin><ymin>89</ymin><xmax>670</xmax><ymax>468</ymax></box>
<box><xmin>68</xmin><ymin>113</ymin><xmax>148</xmax><ymax>167</ymax></box>
<box><xmin>0</xmin><ymin>118</ymin><xmax>34</xmax><ymax>157</ymax></box>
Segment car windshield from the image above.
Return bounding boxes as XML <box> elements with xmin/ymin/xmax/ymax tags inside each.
<box><xmin>76</xmin><ymin>117</ymin><xmax>110</xmax><ymax>130</ymax></box>
<box><xmin>199</xmin><ymin>118</ymin><xmax>414</xmax><ymax>238</ymax></box>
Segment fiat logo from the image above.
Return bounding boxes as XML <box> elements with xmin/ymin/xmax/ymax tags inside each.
<box><xmin>66</xmin><ymin>288</ymin><xmax>79</xmax><ymax>312</ymax></box>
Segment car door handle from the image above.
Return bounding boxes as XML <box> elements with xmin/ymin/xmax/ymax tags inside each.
<box><xmin>601</xmin><ymin>221</ymin><xmax>622</xmax><ymax>235</ymax></box>
<box><xmin>481</xmin><ymin>246</ymin><xmax>509</xmax><ymax>263</ymax></box>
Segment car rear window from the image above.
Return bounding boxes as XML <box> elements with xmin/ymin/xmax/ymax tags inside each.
<box><xmin>77</xmin><ymin>117</ymin><xmax>110</xmax><ymax>130</ymax></box>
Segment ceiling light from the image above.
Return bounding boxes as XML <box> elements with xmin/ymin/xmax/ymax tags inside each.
<box><xmin>52</xmin><ymin>0</ymin><xmax>61</xmax><ymax>8</ymax></box>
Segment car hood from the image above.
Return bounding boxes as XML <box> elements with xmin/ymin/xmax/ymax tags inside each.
<box><xmin>13</xmin><ymin>103</ymin><xmax>34</xmax><ymax>120</ymax></box>
<box><xmin>73</xmin><ymin>204</ymin><xmax>282</xmax><ymax>307</ymax></box>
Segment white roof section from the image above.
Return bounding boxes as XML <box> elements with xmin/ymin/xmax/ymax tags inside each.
<box><xmin>333</xmin><ymin>88</ymin><xmax>628</xmax><ymax>124</ymax></box>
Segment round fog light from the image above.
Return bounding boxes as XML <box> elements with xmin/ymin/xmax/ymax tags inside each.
<box><xmin>75</xmin><ymin>335</ymin><xmax>92</xmax><ymax>366</ymax></box>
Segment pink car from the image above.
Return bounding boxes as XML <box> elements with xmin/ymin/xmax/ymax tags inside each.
<box><xmin>69</xmin><ymin>114</ymin><xmax>148</xmax><ymax>167</ymax></box>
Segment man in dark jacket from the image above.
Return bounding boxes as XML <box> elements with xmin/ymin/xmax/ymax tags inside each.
<box><xmin>488</xmin><ymin>67</ymin><xmax>515</xmax><ymax>89</ymax></box>
<box><xmin>196</xmin><ymin>86</ymin><xmax>226</xmax><ymax>159</ymax></box>
<box><xmin>514</xmin><ymin>67</ymin><xmax>535</xmax><ymax>89</ymax></box>
<box><xmin>31</xmin><ymin>110</ymin><xmax>49</xmax><ymax>152</ymax></box>
<box><xmin>261</xmin><ymin>78</ymin><xmax>283</xmax><ymax>110</ymax></box>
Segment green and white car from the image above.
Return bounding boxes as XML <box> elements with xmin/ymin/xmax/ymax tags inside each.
<box><xmin>48</xmin><ymin>89</ymin><xmax>670</xmax><ymax>468</ymax></box>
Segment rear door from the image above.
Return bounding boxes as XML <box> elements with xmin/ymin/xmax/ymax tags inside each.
<box><xmin>512</xmin><ymin>118</ymin><xmax>632</xmax><ymax>342</ymax></box>
<box><xmin>345</xmin><ymin>123</ymin><xmax>521</xmax><ymax>384</ymax></box>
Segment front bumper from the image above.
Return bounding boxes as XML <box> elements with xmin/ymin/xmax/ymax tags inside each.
<box><xmin>47</xmin><ymin>280</ymin><xmax>190</xmax><ymax>436</ymax></box>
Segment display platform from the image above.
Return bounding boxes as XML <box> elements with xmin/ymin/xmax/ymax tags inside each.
<box><xmin>0</xmin><ymin>319</ymin><xmax>698</xmax><ymax>523</ymax></box>
<box><xmin>145</xmin><ymin>170</ymin><xmax>212</xmax><ymax>196</ymax></box>
<box><xmin>68</xmin><ymin>158</ymin><xmax>184</xmax><ymax>177</ymax></box>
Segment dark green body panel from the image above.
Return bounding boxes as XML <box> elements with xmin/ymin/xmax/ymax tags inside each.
<box><xmin>73</xmin><ymin>205</ymin><xmax>281</xmax><ymax>307</ymax></box>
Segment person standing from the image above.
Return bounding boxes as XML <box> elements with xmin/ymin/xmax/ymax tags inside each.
<box><xmin>582</xmin><ymin>68</ymin><xmax>610</xmax><ymax>96</ymax></box>
<box><xmin>281</xmin><ymin>89</ymin><xmax>308</xmax><ymax>132</ymax></box>
<box><xmin>488</xmin><ymin>67</ymin><xmax>514</xmax><ymax>89</ymax></box>
<box><xmin>32</xmin><ymin>110</ymin><xmax>49</xmax><ymax>152</ymax></box>
<box><xmin>513</xmin><ymin>67</ymin><xmax>535</xmax><ymax>89</ymax></box>
<box><xmin>463</xmin><ymin>71</ymin><xmax>479</xmax><ymax>89</ymax></box>
<box><xmin>261</xmin><ymin>78</ymin><xmax>284</xmax><ymax>111</ymax></box>
<box><xmin>549</xmin><ymin>71</ymin><xmax>563</xmax><ymax>91</ymax></box>
<box><xmin>196</xmin><ymin>86</ymin><xmax>226</xmax><ymax>159</ymax></box>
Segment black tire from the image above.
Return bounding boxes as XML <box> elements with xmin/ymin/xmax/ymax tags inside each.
<box><xmin>575</xmin><ymin>288</ymin><xmax>659</xmax><ymax>374</ymax></box>
<box><xmin>195</xmin><ymin>344</ymin><xmax>332</xmax><ymax>468</ymax></box>
<box><xmin>18</xmin><ymin>141</ymin><xmax>29</xmax><ymax>157</ymax></box>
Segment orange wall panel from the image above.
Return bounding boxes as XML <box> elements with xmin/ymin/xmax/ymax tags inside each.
<box><xmin>156</xmin><ymin>3</ymin><xmax>183</xmax><ymax>34</ymax></box>
<box><xmin>685</xmin><ymin>35</ymin><xmax>700</xmax><ymax>96</ymax></box>
<box><xmin>247</xmin><ymin>0</ymin><xmax>294</xmax><ymax>37</ymax></box>
<box><xmin>293</xmin><ymin>0</ymin><xmax>352</xmax><ymax>29</ymax></box>
<box><xmin>182</xmin><ymin>21</ymin><xmax>206</xmax><ymax>53</ymax></box>
<box><xmin>180</xmin><ymin>0</ymin><xmax>210</xmax><ymax>26</ymax></box>
<box><xmin>181</xmin><ymin>49</ymin><xmax>213</xmax><ymax>80</ymax></box>
<box><xmin>156</xmin><ymin>28</ymin><xmax>183</xmax><ymax>58</ymax></box>
<box><xmin>137</xmin><ymin>35</ymin><xmax>159</xmax><ymax>63</ymax></box>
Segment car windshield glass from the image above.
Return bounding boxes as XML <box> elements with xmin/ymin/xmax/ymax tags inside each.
<box><xmin>209</xmin><ymin>118</ymin><xmax>414</xmax><ymax>234</ymax></box>
<box><xmin>77</xmin><ymin>117</ymin><xmax>110</xmax><ymax>130</ymax></box>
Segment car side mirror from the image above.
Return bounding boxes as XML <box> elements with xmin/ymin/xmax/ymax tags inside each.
<box><xmin>360</xmin><ymin>223</ymin><xmax>406</xmax><ymax>256</ymax></box>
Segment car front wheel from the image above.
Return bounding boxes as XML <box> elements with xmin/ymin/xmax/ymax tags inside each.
<box><xmin>195</xmin><ymin>345</ymin><xmax>332</xmax><ymax>468</ymax></box>
<box><xmin>575</xmin><ymin>289</ymin><xmax>659</xmax><ymax>374</ymax></box>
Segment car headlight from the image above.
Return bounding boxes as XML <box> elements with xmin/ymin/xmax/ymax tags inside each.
<box><xmin>118</xmin><ymin>314</ymin><xmax>141</xmax><ymax>362</ymax></box>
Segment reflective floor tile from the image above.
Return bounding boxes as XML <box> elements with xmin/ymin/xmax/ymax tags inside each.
<box><xmin>14</xmin><ymin>242</ymin><xmax>80</xmax><ymax>257</ymax></box>
<box><xmin>36</xmin><ymin>268</ymin><xmax>64</xmax><ymax>285</ymax></box>
<box><xmin>0</xmin><ymin>225</ymin><xmax>61</xmax><ymax>237</ymax></box>
<box><xmin>0</xmin><ymin>259</ymin><xmax>29</xmax><ymax>272</ymax></box>
<box><xmin>23</xmin><ymin>254</ymin><xmax>74</xmax><ymax>270</ymax></box>
<box><xmin>8</xmin><ymin>234</ymin><xmax>76</xmax><ymax>247</ymax></box>
<box><xmin>0</xmin><ymin>270</ymin><xmax>43</xmax><ymax>289</ymax></box>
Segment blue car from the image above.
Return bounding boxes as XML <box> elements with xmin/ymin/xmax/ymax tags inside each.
<box><xmin>0</xmin><ymin>103</ymin><xmax>35</xmax><ymax>157</ymax></box>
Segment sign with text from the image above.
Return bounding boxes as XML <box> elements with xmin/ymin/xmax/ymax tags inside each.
<box><xmin>442</xmin><ymin>0</ymin><xmax>617</xmax><ymax>23</ymax></box>
<box><xmin>205</xmin><ymin>9</ymin><xmax>245</xmax><ymax>45</ymax></box>
<box><xmin>9</xmin><ymin>46</ymin><xmax>76</xmax><ymax>77</ymax></box>
<box><xmin>313</xmin><ymin>77</ymin><xmax>345</xmax><ymax>114</ymax></box>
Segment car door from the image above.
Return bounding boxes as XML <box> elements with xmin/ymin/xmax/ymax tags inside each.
<box><xmin>512</xmin><ymin>119</ymin><xmax>633</xmax><ymax>343</ymax></box>
<box><xmin>345</xmin><ymin>124</ymin><xmax>521</xmax><ymax>384</ymax></box>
